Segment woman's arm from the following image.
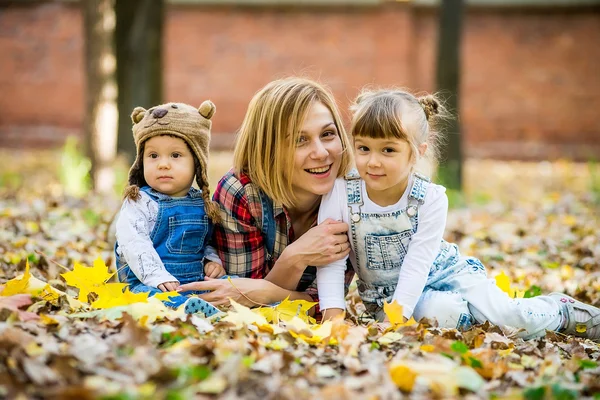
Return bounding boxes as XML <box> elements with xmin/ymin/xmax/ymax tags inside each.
<box><xmin>264</xmin><ymin>219</ymin><xmax>350</xmax><ymax>290</ymax></box>
<box><xmin>177</xmin><ymin>277</ymin><xmax>313</xmax><ymax>307</ymax></box>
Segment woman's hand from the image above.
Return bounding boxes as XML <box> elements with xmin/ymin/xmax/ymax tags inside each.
<box><xmin>283</xmin><ymin>218</ymin><xmax>350</xmax><ymax>268</ymax></box>
<box><xmin>177</xmin><ymin>277</ymin><xmax>274</xmax><ymax>307</ymax></box>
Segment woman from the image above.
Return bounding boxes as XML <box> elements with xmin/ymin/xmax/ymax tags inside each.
<box><xmin>178</xmin><ymin>77</ymin><xmax>355</xmax><ymax>310</ymax></box>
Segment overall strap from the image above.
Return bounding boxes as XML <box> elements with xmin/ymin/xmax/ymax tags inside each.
<box><xmin>345</xmin><ymin>169</ymin><xmax>363</xmax><ymax>223</ymax></box>
<box><xmin>259</xmin><ymin>190</ymin><xmax>276</xmax><ymax>261</ymax></box>
<box><xmin>406</xmin><ymin>173</ymin><xmax>430</xmax><ymax>217</ymax></box>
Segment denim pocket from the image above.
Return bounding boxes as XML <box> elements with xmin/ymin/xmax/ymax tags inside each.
<box><xmin>166</xmin><ymin>215</ymin><xmax>208</xmax><ymax>254</ymax></box>
<box><xmin>365</xmin><ymin>230</ymin><xmax>411</xmax><ymax>270</ymax></box>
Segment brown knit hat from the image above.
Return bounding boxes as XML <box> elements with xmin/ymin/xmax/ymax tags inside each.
<box><xmin>124</xmin><ymin>101</ymin><xmax>220</xmax><ymax>222</ymax></box>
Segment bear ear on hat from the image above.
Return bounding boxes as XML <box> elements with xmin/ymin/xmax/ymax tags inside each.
<box><xmin>131</xmin><ymin>107</ymin><xmax>147</xmax><ymax>124</ymax></box>
<box><xmin>198</xmin><ymin>100</ymin><xmax>216</xmax><ymax>120</ymax></box>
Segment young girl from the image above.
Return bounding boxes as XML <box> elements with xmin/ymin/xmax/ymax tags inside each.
<box><xmin>317</xmin><ymin>89</ymin><xmax>600</xmax><ymax>341</ymax></box>
<box><xmin>115</xmin><ymin>101</ymin><xmax>224</xmax><ymax>316</ymax></box>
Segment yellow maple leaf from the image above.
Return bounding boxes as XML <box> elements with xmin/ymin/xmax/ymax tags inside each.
<box><xmin>92</xmin><ymin>284</ymin><xmax>146</xmax><ymax>309</ymax></box>
<box><xmin>255</xmin><ymin>306</ymin><xmax>278</xmax><ymax>323</ymax></box>
<box><xmin>61</xmin><ymin>258</ymin><xmax>112</xmax><ymax>300</ymax></box>
<box><xmin>495</xmin><ymin>270</ymin><xmax>526</xmax><ymax>299</ymax></box>
<box><xmin>222</xmin><ymin>299</ymin><xmax>271</xmax><ymax>328</ymax></box>
<box><xmin>269</xmin><ymin>296</ymin><xmax>318</xmax><ymax>324</ymax></box>
<box><xmin>420</xmin><ymin>344</ymin><xmax>435</xmax><ymax>352</ymax></box>
<box><xmin>154</xmin><ymin>291</ymin><xmax>179</xmax><ymax>302</ymax></box>
<box><xmin>36</xmin><ymin>284</ymin><xmax>61</xmax><ymax>304</ymax></box>
<box><xmin>287</xmin><ymin>317</ymin><xmax>332</xmax><ymax>345</ymax></box>
<box><xmin>39</xmin><ymin>314</ymin><xmax>59</xmax><ymax>326</ymax></box>
<box><xmin>495</xmin><ymin>270</ymin><xmax>512</xmax><ymax>295</ymax></box>
<box><xmin>1</xmin><ymin>260</ymin><xmax>31</xmax><ymax>296</ymax></box>
<box><xmin>383</xmin><ymin>300</ymin><xmax>405</xmax><ymax>325</ymax></box>
<box><xmin>389</xmin><ymin>364</ymin><xmax>418</xmax><ymax>393</ymax></box>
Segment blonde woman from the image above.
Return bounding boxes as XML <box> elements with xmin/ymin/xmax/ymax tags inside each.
<box><xmin>178</xmin><ymin>77</ymin><xmax>354</xmax><ymax>312</ymax></box>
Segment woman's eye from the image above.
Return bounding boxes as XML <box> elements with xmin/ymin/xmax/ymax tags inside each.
<box><xmin>322</xmin><ymin>130</ymin><xmax>337</xmax><ymax>138</ymax></box>
<box><xmin>296</xmin><ymin>136</ymin><xmax>307</xmax><ymax>145</ymax></box>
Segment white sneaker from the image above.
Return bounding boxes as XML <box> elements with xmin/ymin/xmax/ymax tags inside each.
<box><xmin>549</xmin><ymin>293</ymin><xmax>600</xmax><ymax>341</ymax></box>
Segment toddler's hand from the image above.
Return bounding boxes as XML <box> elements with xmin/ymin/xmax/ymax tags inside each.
<box><xmin>158</xmin><ymin>281</ymin><xmax>179</xmax><ymax>292</ymax></box>
<box><xmin>204</xmin><ymin>261</ymin><xmax>226</xmax><ymax>279</ymax></box>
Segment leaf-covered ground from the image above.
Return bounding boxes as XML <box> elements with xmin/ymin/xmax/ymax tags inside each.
<box><xmin>1</xmin><ymin>151</ymin><xmax>599</xmax><ymax>399</ymax></box>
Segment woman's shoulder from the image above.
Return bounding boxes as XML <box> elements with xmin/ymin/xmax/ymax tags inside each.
<box><xmin>213</xmin><ymin>169</ymin><xmax>267</xmax><ymax>219</ymax></box>
<box><xmin>214</xmin><ymin>169</ymin><xmax>256</xmax><ymax>201</ymax></box>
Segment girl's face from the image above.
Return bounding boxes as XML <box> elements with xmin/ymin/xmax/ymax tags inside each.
<box><xmin>354</xmin><ymin>136</ymin><xmax>423</xmax><ymax>206</ymax></box>
<box><xmin>291</xmin><ymin>101</ymin><xmax>343</xmax><ymax>207</ymax></box>
<box><xmin>143</xmin><ymin>135</ymin><xmax>196</xmax><ymax>197</ymax></box>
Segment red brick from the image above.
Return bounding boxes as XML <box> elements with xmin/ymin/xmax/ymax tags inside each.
<box><xmin>0</xmin><ymin>3</ymin><xmax>598</xmax><ymax>160</ymax></box>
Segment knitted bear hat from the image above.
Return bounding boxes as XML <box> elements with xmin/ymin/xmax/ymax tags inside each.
<box><xmin>125</xmin><ymin>100</ymin><xmax>220</xmax><ymax>222</ymax></box>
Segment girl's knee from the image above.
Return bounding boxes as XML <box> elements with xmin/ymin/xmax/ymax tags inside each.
<box><xmin>414</xmin><ymin>291</ymin><xmax>472</xmax><ymax>330</ymax></box>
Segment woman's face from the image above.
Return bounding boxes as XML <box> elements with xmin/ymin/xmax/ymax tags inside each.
<box><xmin>291</xmin><ymin>101</ymin><xmax>343</xmax><ymax>206</ymax></box>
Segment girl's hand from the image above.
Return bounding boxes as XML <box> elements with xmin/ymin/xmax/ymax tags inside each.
<box><xmin>284</xmin><ymin>218</ymin><xmax>350</xmax><ymax>268</ymax></box>
<box><xmin>204</xmin><ymin>261</ymin><xmax>226</xmax><ymax>278</ymax></box>
<box><xmin>158</xmin><ymin>281</ymin><xmax>179</xmax><ymax>292</ymax></box>
<box><xmin>176</xmin><ymin>277</ymin><xmax>273</xmax><ymax>307</ymax></box>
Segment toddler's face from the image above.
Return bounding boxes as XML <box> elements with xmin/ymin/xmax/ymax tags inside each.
<box><xmin>143</xmin><ymin>135</ymin><xmax>196</xmax><ymax>197</ymax></box>
<box><xmin>353</xmin><ymin>136</ymin><xmax>415</xmax><ymax>206</ymax></box>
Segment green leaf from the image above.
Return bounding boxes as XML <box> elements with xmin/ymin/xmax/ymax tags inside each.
<box><xmin>242</xmin><ymin>355</ymin><xmax>255</xmax><ymax>368</ymax></box>
<box><xmin>523</xmin><ymin>387</ymin><xmax>545</xmax><ymax>400</ymax></box>
<box><xmin>541</xmin><ymin>261</ymin><xmax>560</xmax><ymax>269</ymax></box>
<box><xmin>166</xmin><ymin>391</ymin><xmax>187</xmax><ymax>400</ymax></box>
<box><xmin>100</xmin><ymin>394</ymin><xmax>136</xmax><ymax>400</ymax></box>
<box><xmin>188</xmin><ymin>365</ymin><xmax>211</xmax><ymax>381</ymax></box>
<box><xmin>524</xmin><ymin>285</ymin><xmax>542</xmax><ymax>298</ymax></box>
<box><xmin>370</xmin><ymin>341</ymin><xmax>380</xmax><ymax>350</ymax></box>
<box><xmin>451</xmin><ymin>341</ymin><xmax>469</xmax><ymax>354</ymax></box>
<box><xmin>467</xmin><ymin>356</ymin><xmax>483</xmax><ymax>369</ymax></box>
<box><xmin>578</xmin><ymin>359</ymin><xmax>598</xmax><ymax>369</ymax></box>
<box><xmin>551</xmin><ymin>383</ymin><xmax>578</xmax><ymax>400</ymax></box>
<box><xmin>160</xmin><ymin>332</ymin><xmax>185</xmax><ymax>348</ymax></box>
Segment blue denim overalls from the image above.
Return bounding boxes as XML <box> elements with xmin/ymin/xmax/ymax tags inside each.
<box><xmin>347</xmin><ymin>172</ymin><xmax>562</xmax><ymax>338</ymax></box>
<box><xmin>116</xmin><ymin>186</ymin><xmax>219</xmax><ymax>315</ymax></box>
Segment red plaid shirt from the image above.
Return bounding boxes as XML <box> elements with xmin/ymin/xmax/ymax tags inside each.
<box><xmin>212</xmin><ymin>170</ymin><xmax>354</xmax><ymax>303</ymax></box>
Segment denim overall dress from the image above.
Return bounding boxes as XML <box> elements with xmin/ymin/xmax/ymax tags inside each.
<box><xmin>116</xmin><ymin>186</ymin><xmax>220</xmax><ymax>316</ymax></box>
<box><xmin>347</xmin><ymin>172</ymin><xmax>562</xmax><ymax>338</ymax></box>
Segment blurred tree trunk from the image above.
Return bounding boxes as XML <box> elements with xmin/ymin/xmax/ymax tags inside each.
<box><xmin>116</xmin><ymin>0</ymin><xmax>164</xmax><ymax>163</ymax></box>
<box><xmin>436</xmin><ymin>0</ymin><xmax>465</xmax><ymax>191</ymax></box>
<box><xmin>84</xmin><ymin>0</ymin><xmax>118</xmax><ymax>194</ymax></box>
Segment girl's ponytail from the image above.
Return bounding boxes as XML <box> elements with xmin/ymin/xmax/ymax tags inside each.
<box><xmin>418</xmin><ymin>95</ymin><xmax>440</xmax><ymax>121</ymax></box>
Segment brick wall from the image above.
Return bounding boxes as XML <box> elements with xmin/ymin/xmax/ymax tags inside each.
<box><xmin>0</xmin><ymin>2</ymin><xmax>599</xmax><ymax>160</ymax></box>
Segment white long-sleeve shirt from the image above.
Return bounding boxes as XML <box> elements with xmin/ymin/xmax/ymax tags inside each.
<box><xmin>316</xmin><ymin>176</ymin><xmax>448</xmax><ymax>319</ymax></box>
<box><xmin>115</xmin><ymin>190</ymin><xmax>221</xmax><ymax>288</ymax></box>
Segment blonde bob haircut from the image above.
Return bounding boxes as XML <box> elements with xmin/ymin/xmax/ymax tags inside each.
<box><xmin>233</xmin><ymin>77</ymin><xmax>353</xmax><ymax>207</ymax></box>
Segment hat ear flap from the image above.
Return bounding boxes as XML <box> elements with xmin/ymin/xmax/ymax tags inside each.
<box><xmin>131</xmin><ymin>107</ymin><xmax>146</xmax><ymax>124</ymax></box>
<box><xmin>198</xmin><ymin>100</ymin><xmax>216</xmax><ymax>119</ymax></box>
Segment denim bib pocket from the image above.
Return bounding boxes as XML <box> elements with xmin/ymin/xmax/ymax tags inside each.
<box><xmin>167</xmin><ymin>215</ymin><xmax>208</xmax><ymax>254</ymax></box>
<box><xmin>365</xmin><ymin>230</ymin><xmax>412</xmax><ymax>270</ymax></box>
